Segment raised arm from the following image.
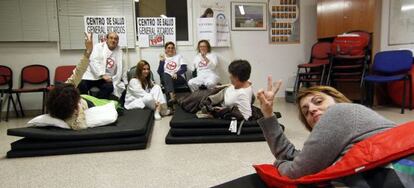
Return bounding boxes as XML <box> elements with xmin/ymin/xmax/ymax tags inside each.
<box><xmin>65</xmin><ymin>32</ymin><xmax>93</xmax><ymax>87</ymax></box>
<box><xmin>257</xmin><ymin>76</ymin><xmax>300</xmax><ymax>160</ymax></box>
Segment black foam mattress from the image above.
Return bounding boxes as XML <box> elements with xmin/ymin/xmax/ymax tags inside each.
<box><xmin>166</xmin><ymin>106</ymin><xmax>267</xmax><ymax>144</ymax></box>
<box><xmin>165</xmin><ymin>131</ymin><xmax>265</xmax><ymax>144</ymax></box>
<box><xmin>8</xmin><ymin>109</ymin><xmax>153</xmax><ymax>140</ymax></box>
<box><xmin>6</xmin><ymin>109</ymin><xmax>154</xmax><ymax>158</ymax></box>
<box><xmin>170</xmin><ymin>106</ymin><xmax>262</xmax><ymax>128</ymax></box>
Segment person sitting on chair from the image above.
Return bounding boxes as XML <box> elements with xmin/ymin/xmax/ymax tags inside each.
<box><xmin>188</xmin><ymin>40</ymin><xmax>219</xmax><ymax>92</ymax></box>
<box><xmin>125</xmin><ymin>60</ymin><xmax>172</xmax><ymax>120</ymax></box>
<box><xmin>157</xmin><ymin>41</ymin><xmax>188</xmax><ymax>104</ymax></box>
<box><xmin>78</xmin><ymin>32</ymin><xmax>128</xmax><ymax>99</ymax></box>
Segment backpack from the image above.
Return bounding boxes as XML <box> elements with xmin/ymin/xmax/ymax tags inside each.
<box><xmin>331</xmin><ymin>34</ymin><xmax>369</xmax><ymax>56</ymax></box>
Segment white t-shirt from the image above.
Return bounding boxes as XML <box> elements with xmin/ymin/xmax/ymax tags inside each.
<box><xmin>224</xmin><ymin>85</ymin><xmax>253</xmax><ymax>120</ymax></box>
<box><xmin>163</xmin><ymin>54</ymin><xmax>186</xmax><ymax>76</ymax></box>
<box><xmin>192</xmin><ymin>53</ymin><xmax>218</xmax><ymax>74</ymax></box>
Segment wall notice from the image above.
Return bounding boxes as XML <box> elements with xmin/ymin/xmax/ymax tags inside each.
<box><xmin>84</xmin><ymin>16</ymin><xmax>127</xmax><ymax>47</ymax></box>
<box><xmin>137</xmin><ymin>17</ymin><xmax>176</xmax><ymax>47</ymax></box>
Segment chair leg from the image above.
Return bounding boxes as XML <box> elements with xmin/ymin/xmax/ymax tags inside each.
<box><xmin>15</xmin><ymin>93</ymin><xmax>25</xmax><ymax>117</ymax></box>
<box><xmin>401</xmin><ymin>79</ymin><xmax>406</xmax><ymax>114</ymax></box>
<box><xmin>293</xmin><ymin>68</ymin><xmax>300</xmax><ymax>99</ymax></box>
<box><xmin>6</xmin><ymin>93</ymin><xmax>12</xmax><ymax>121</ymax></box>
<box><xmin>0</xmin><ymin>91</ymin><xmax>3</xmax><ymax>122</ymax></box>
<box><xmin>42</xmin><ymin>91</ymin><xmax>45</xmax><ymax>114</ymax></box>
<box><xmin>367</xmin><ymin>82</ymin><xmax>374</xmax><ymax>107</ymax></box>
<box><xmin>361</xmin><ymin>81</ymin><xmax>365</xmax><ymax>105</ymax></box>
<box><xmin>320</xmin><ymin>65</ymin><xmax>326</xmax><ymax>85</ymax></box>
<box><xmin>409</xmin><ymin>75</ymin><xmax>412</xmax><ymax>111</ymax></box>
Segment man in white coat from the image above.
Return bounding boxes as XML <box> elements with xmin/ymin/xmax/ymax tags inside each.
<box><xmin>79</xmin><ymin>32</ymin><xmax>128</xmax><ymax>99</ymax></box>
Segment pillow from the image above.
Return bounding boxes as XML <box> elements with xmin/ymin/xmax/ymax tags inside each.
<box><xmin>28</xmin><ymin>114</ymin><xmax>71</xmax><ymax>129</ymax></box>
<box><xmin>84</xmin><ymin>101</ymin><xmax>118</xmax><ymax>128</ymax></box>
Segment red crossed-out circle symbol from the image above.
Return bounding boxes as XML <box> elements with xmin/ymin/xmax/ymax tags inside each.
<box><xmin>198</xmin><ymin>60</ymin><xmax>208</xmax><ymax>67</ymax></box>
<box><xmin>166</xmin><ymin>61</ymin><xmax>177</xmax><ymax>70</ymax></box>
<box><xmin>106</xmin><ymin>58</ymin><xmax>115</xmax><ymax>68</ymax></box>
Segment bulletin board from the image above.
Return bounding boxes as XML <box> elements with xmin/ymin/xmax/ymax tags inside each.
<box><xmin>268</xmin><ymin>0</ymin><xmax>300</xmax><ymax>44</ymax></box>
<box><xmin>389</xmin><ymin>0</ymin><xmax>414</xmax><ymax>45</ymax></box>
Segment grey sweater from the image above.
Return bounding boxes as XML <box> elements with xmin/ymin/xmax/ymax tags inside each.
<box><xmin>258</xmin><ymin>103</ymin><xmax>395</xmax><ymax>179</ymax></box>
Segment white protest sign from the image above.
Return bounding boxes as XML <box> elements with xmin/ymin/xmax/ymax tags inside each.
<box><xmin>137</xmin><ymin>17</ymin><xmax>176</xmax><ymax>47</ymax></box>
<box><xmin>84</xmin><ymin>16</ymin><xmax>128</xmax><ymax>47</ymax></box>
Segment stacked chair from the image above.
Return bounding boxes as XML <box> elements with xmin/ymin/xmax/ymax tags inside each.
<box><xmin>326</xmin><ymin>31</ymin><xmax>372</xmax><ymax>90</ymax></box>
<box><xmin>293</xmin><ymin>41</ymin><xmax>332</xmax><ymax>95</ymax></box>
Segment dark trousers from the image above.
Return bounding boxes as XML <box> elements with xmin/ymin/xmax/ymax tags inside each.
<box><xmin>212</xmin><ymin>174</ymin><xmax>267</xmax><ymax>188</ymax></box>
<box><xmin>78</xmin><ymin>79</ymin><xmax>113</xmax><ymax>99</ymax></box>
<box><xmin>160</xmin><ymin>73</ymin><xmax>187</xmax><ymax>93</ymax></box>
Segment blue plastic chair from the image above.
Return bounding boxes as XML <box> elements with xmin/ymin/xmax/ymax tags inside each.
<box><xmin>363</xmin><ymin>50</ymin><xmax>413</xmax><ymax>114</ymax></box>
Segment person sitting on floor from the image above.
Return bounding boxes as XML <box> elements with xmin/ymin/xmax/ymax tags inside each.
<box><xmin>157</xmin><ymin>41</ymin><xmax>188</xmax><ymax>104</ymax></box>
<box><xmin>46</xmin><ymin>33</ymin><xmax>119</xmax><ymax>130</ymax></box>
<box><xmin>202</xmin><ymin>59</ymin><xmax>253</xmax><ymax>121</ymax></box>
<box><xmin>188</xmin><ymin>40</ymin><xmax>220</xmax><ymax>92</ymax></box>
<box><xmin>124</xmin><ymin>60</ymin><xmax>172</xmax><ymax>120</ymax></box>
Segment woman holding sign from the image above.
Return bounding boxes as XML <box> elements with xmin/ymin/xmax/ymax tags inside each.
<box><xmin>157</xmin><ymin>41</ymin><xmax>188</xmax><ymax>105</ymax></box>
<box><xmin>188</xmin><ymin>40</ymin><xmax>219</xmax><ymax>91</ymax></box>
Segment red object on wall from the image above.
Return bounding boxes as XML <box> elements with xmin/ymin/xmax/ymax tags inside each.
<box><xmin>387</xmin><ymin>66</ymin><xmax>414</xmax><ymax>107</ymax></box>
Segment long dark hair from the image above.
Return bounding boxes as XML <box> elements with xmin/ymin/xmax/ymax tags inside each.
<box><xmin>135</xmin><ymin>60</ymin><xmax>153</xmax><ymax>89</ymax></box>
<box><xmin>201</xmin><ymin>8</ymin><xmax>214</xmax><ymax>18</ymax></box>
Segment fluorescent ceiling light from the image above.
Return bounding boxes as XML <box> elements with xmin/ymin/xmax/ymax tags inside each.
<box><xmin>160</xmin><ymin>14</ymin><xmax>167</xmax><ymax>18</ymax></box>
<box><xmin>238</xmin><ymin>5</ymin><xmax>245</xmax><ymax>15</ymax></box>
<box><xmin>134</xmin><ymin>0</ymin><xmax>139</xmax><ymax>2</ymax></box>
<box><xmin>401</xmin><ymin>4</ymin><xmax>414</xmax><ymax>11</ymax></box>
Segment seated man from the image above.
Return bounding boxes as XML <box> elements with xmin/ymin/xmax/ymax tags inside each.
<box><xmin>78</xmin><ymin>32</ymin><xmax>128</xmax><ymax>99</ymax></box>
<box><xmin>47</xmin><ymin>33</ymin><xmax>119</xmax><ymax>130</ymax></box>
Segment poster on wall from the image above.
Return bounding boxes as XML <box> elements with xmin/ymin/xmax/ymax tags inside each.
<box><xmin>388</xmin><ymin>0</ymin><xmax>414</xmax><ymax>45</ymax></box>
<box><xmin>84</xmin><ymin>16</ymin><xmax>127</xmax><ymax>47</ymax></box>
<box><xmin>198</xmin><ymin>0</ymin><xmax>231</xmax><ymax>47</ymax></box>
<box><xmin>268</xmin><ymin>0</ymin><xmax>300</xmax><ymax>44</ymax></box>
<box><xmin>136</xmin><ymin>17</ymin><xmax>176</xmax><ymax>48</ymax></box>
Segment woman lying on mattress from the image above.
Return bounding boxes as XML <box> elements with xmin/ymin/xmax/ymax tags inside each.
<box><xmin>124</xmin><ymin>60</ymin><xmax>172</xmax><ymax>120</ymax></box>
<box><xmin>35</xmin><ymin>33</ymin><xmax>119</xmax><ymax>130</ymax></box>
<box><xmin>215</xmin><ymin>77</ymin><xmax>413</xmax><ymax>187</ymax></box>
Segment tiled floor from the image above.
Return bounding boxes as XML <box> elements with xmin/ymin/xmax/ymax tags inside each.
<box><xmin>0</xmin><ymin>99</ymin><xmax>413</xmax><ymax>188</ymax></box>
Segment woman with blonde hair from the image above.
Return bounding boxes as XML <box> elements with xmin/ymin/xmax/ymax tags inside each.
<box><xmin>125</xmin><ymin>60</ymin><xmax>170</xmax><ymax>120</ymax></box>
<box><xmin>215</xmin><ymin>76</ymin><xmax>413</xmax><ymax>187</ymax></box>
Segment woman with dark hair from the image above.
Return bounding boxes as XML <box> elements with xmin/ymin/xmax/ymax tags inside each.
<box><xmin>125</xmin><ymin>60</ymin><xmax>170</xmax><ymax>120</ymax></box>
<box><xmin>188</xmin><ymin>40</ymin><xmax>219</xmax><ymax>91</ymax></box>
<box><xmin>157</xmin><ymin>41</ymin><xmax>187</xmax><ymax>104</ymax></box>
<box><xmin>201</xmin><ymin>8</ymin><xmax>214</xmax><ymax>18</ymax></box>
<box><xmin>47</xmin><ymin>33</ymin><xmax>119</xmax><ymax>130</ymax></box>
<box><xmin>204</xmin><ymin>60</ymin><xmax>253</xmax><ymax>120</ymax></box>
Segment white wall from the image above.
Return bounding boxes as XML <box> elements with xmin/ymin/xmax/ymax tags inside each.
<box><xmin>380</xmin><ymin>0</ymin><xmax>414</xmax><ymax>51</ymax></box>
<box><xmin>0</xmin><ymin>0</ymin><xmax>318</xmax><ymax>111</ymax></box>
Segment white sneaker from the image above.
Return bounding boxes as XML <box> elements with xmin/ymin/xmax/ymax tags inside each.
<box><xmin>154</xmin><ymin>111</ymin><xmax>161</xmax><ymax>120</ymax></box>
<box><xmin>161</xmin><ymin>108</ymin><xmax>172</xmax><ymax>116</ymax></box>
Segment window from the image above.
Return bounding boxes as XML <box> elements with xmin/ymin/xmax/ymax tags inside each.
<box><xmin>135</xmin><ymin>0</ymin><xmax>192</xmax><ymax>45</ymax></box>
